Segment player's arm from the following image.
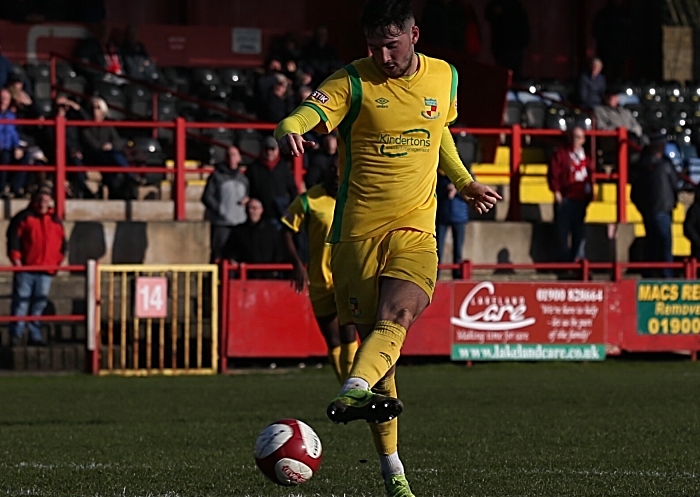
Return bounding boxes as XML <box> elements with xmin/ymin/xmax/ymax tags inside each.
<box><xmin>439</xmin><ymin>127</ymin><xmax>502</xmax><ymax>214</ymax></box>
<box><xmin>274</xmin><ymin>68</ymin><xmax>351</xmax><ymax>156</ymax></box>
<box><xmin>282</xmin><ymin>228</ymin><xmax>309</xmax><ymax>293</ymax></box>
<box><xmin>280</xmin><ymin>197</ymin><xmax>309</xmax><ymax>293</ymax></box>
<box><xmin>275</xmin><ymin>105</ymin><xmax>321</xmax><ymax>157</ymax></box>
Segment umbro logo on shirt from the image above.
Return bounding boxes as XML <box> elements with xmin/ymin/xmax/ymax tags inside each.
<box><xmin>375</xmin><ymin>97</ymin><xmax>389</xmax><ymax>108</ymax></box>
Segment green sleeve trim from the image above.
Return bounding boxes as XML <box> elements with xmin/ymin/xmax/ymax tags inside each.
<box><xmin>448</xmin><ymin>63</ymin><xmax>458</xmax><ymax>126</ymax></box>
<box><xmin>449</xmin><ymin>63</ymin><xmax>458</xmax><ymax>104</ymax></box>
<box><xmin>300</xmin><ymin>101</ymin><xmax>329</xmax><ymax>123</ymax></box>
<box><xmin>330</xmin><ymin>63</ymin><xmax>363</xmax><ymax>243</ymax></box>
<box><xmin>300</xmin><ymin>192</ymin><xmax>310</xmax><ymax>229</ymax></box>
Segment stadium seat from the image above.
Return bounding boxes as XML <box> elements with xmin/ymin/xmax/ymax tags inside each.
<box><xmin>56</xmin><ymin>63</ymin><xmax>77</xmax><ymax>80</ymax></box>
<box><xmin>503</xmin><ymin>101</ymin><xmax>523</xmax><ymax>126</ymax></box>
<box><xmin>572</xmin><ymin>110</ymin><xmax>593</xmax><ymax>130</ymax></box>
<box><xmin>236</xmin><ymin>129</ymin><xmax>262</xmax><ymax>161</ymax></box>
<box><xmin>192</xmin><ymin>68</ymin><xmax>220</xmax><ymax>89</ymax></box>
<box><xmin>125</xmin><ymin>84</ymin><xmax>153</xmax><ymax>118</ymax></box>
<box><xmin>545</xmin><ymin>106</ymin><xmax>568</xmax><ymax>131</ymax></box>
<box><xmin>133</xmin><ymin>136</ymin><xmax>165</xmax><ymax>165</ymax></box>
<box><xmin>33</xmin><ymin>99</ymin><xmax>53</xmax><ymax>117</ymax></box>
<box><xmin>522</xmin><ymin>101</ymin><xmax>547</xmax><ymax>128</ymax></box>
<box><xmin>33</xmin><ymin>80</ymin><xmax>52</xmax><ymax>100</ymax></box>
<box><xmin>24</xmin><ymin>63</ymin><xmax>50</xmax><ymax>82</ymax></box>
<box><xmin>60</xmin><ymin>75</ymin><xmax>86</xmax><ymax>96</ymax></box>
<box><xmin>454</xmin><ymin>132</ymin><xmax>479</xmax><ymax>165</ymax></box>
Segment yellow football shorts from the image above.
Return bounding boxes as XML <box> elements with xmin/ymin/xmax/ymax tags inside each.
<box><xmin>308</xmin><ymin>286</ymin><xmax>337</xmax><ymax>318</ymax></box>
<box><xmin>331</xmin><ymin>229</ymin><xmax>438</xmax><ymax>326</ymax></box>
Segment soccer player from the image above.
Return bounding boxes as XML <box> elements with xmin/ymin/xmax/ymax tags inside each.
<box><xmin>281</xmin><ymin>162</ymin><xmax>358</xmax><ymax>384</ymax></box>
<box><xmin>274</xmin><ymin>1</ymin><xmax>501</xmax><ymax>495</ymax></box>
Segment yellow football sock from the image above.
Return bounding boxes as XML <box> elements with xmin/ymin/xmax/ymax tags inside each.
<box><xmin>348</xmin><ymin>320</ymin><xmax>406</xmax><ymax>388</ymax></box>
<box><xmin>328</xmin><ymin>346</ymin><xmax>342</xmax><ymax>384</ymax></box>
<box><xmin>369</xmin><ymin>372</ymin><xmax>398</xmax><ymax>454</ymax></box>
<box><xmin>339</xmin><ymin>340</ymin><xmax>358</xmax><ymax>382</ymax></box>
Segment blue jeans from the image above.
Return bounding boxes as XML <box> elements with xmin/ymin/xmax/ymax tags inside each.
<box><xmin>555</xmin><ymin>198</ymin><xmax>587</xmax><ymax>262</ymax></box>
<box><xmin>0</xmin><ymin>148</ymin><xmax>28</xmax><ymax>195</ymax></box>
<box><xmin>9</xmin><ymin>272</ymin><xmax>53</xmax><ymax>341</ymax></box>
<box><xmin>437</xmin><ymin>222</ymin><xmax>467</xmax><ymax>279</ymax></box>
<box><xmin>643</xmin><ymin>211</ymin><xmax>673</xmax><ymax>278</ymax></box>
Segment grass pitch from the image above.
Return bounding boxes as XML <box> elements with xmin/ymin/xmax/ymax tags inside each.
<box><xmin>1</xmin><ymin>360</ymin><xmax>699</xmax><ymax>496</ymax></box>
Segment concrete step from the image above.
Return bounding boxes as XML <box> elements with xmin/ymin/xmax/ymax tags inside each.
<box><xmin>0</xmin><ymin>344</ymin><xmax>86</xmax><ymax>371</ymax></box>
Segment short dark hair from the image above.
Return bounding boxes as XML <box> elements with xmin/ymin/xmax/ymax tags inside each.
<box><xmin>360</xmin><ymin>0</ymin><xmax>415</xmax><ymax>38</ymax></box>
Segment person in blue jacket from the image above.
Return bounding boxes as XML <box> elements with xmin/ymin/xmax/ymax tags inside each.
<box><xmin>436</xmin><ymin>168</ymin><xmax>470</xmax><ymax>279</ymax></box>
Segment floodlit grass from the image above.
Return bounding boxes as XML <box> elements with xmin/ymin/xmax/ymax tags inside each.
<box><xmin>1</xmin><ymin>361</ymin><xmax>699</xmax><ymax>496</ymax></box>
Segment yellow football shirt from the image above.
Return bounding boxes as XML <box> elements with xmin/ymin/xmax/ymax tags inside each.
<box><xmin>281</xmin><ymin>184</ymin><xmax>336</xmax><ymax>290</ymax></box>
<box><xmin>299</xmin><ymin>54</ymin><xmax>458</xmax><ymax>243</ymax></box>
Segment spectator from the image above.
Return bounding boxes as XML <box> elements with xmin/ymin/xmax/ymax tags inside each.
<box><xmin>297</xmin><ymin>84</ymin><xmax>313</xmax><ymax>105</ymax></box>
<box><xmin>630</xmin><ymin>139</ymin><xmax>678</xmax><ymax>278</ymax></box>
<box><xmin>547</xmin><ymin>126</ymin><xmax>594</xmax><ymax>263</ymax></box>
<box><xmin>595</xmin><ymin>87</ymin><xmax>646</xmax><ymax>170</ymax></box>
<box><xmin>48</xmin><ymin>94</ymin><xmax>94</xmax><ymax>198</ymax></box>
<box><xmin>594</xmin><ymin>88</ymin><xmax>647</xmax><ymax>150</ymax></box>
<box><xmin>301</xmin><ymin>25</ymin><xmax>342</xmax><ymax>86</ymax></box>
<box><xmin>260</xmin><ymin>73</ymin><xmax>294</xmax><ymax>123</ymax></box>
<box><xmin>75</xmin><ymin>20</ymin><xmax>125</xmax><ymax>84</ymax></box>
<box><xmin>201</xmin><ymin>145</ymin><xmax>249</xmax><ymax>263</ymax></box>
<box><xmin>420</xmin><ymin>0</ymin><xmax>481</xmax><ymax>58</ymax></box>
<box><xmin>436</xmin><ymin>169</ymin><xmax>470</xmax><ymax>279</ymax></box>
<box><xmin>246</xmin><ymin>135</ymin><xmax>298</xmax><ymax>227</ymax></box>
<box><xmin>0</xmin><ymin>38</ymin><xmax>13</xmax><ymax>89</ymax></box>
<box><xmin>120</xmin><ymin>24</ymin><xmax>158</xmax><ymax>81</ymax></box>
<box><xmin>229</xmin><ymin>198</ymin><xmax>285</xmax><ymax>279</ymax></box>
<box><xmin>578</xmin><ymin>57</ymin><xmax>606</xmax><ymax>109</ymax></box>
<box><xmin>7</xmin><ymin>73</ymin><xmax>33</xmax><ymax>112</ymax></box>
<box><xmin>0</xmin><ymin>87</ymin><xmax>26</xmax><ymax>198</ymax></box>
<box><xmin>305</xmin><ymin>133</ymin><xmax>337</xmax><ymax>189</ymax></box>
<box><xmin>270</xmin><ymin>33</ymin><xmax>302</xmax><ymax>83</ymax></box>
<box><xmin>683</xmin><ymin>184</ymin><xmax>700</xmax><ymax>261</ymax></box>
<box><xmin>6</xmin><ymin>187</ymin><xmax>66</xmax><ymax>347</ymax></box>
<box><xmin>485</xmin><ymin>0</ymin><xmax>530</xmax><ymax>81</ymax></box>
<box><xmin>82</xmin><ymin>97</ymin><xmax>140</xmax><ymax>199</ymax></box>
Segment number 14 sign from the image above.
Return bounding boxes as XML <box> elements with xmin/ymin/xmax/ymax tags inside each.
<box><xmin>135</xmin><ymin>277</ymin><xmax>168</xmax><ymax>318</ymax></box>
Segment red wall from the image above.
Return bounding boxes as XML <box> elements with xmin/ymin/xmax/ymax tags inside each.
<box><xmin>89</xmin><ymin>0</ymin><xmax>613</xmax><ymax>79</ymax></box>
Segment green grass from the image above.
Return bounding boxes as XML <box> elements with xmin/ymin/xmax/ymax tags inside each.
<box><xmin>1</xmin><ymin>361</ymin><xmax>700</xmax><ymax>496</ymax></box>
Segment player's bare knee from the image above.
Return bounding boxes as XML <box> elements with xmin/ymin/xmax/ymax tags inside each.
<box><xmin>378</xmin><ymin>307</ymin><xmax>416</xmax><ymax>329</ymax></box>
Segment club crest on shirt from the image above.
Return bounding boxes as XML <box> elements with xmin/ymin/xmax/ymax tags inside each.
<box><xmin>310</xmin><ymin>89</ymin><xmax>330</xmax><ymax>104</ymax></box>
<box><xmin>421</xmin><ymin>97</ymin><xmax>441</xmax><ymax>119</ymax></box>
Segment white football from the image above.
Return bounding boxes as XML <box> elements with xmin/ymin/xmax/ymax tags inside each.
<box><xmin>254</xmin><ymin>418</ymin><xmax>322</xmax><ymax>485</ymax></box>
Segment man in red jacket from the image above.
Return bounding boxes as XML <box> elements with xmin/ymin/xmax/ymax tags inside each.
<box><xmin>6</xmin><ymin>188</ymin><xmax>66</xmax><ymax>346</ymax></box>
<box><xmin>547</xmin><ymin>126</ymin><xmax>594</xmax><ymax>264</ymax></box>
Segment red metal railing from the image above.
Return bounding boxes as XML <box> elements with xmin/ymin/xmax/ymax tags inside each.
<box><xmin>0</xmin><ymin>116</ymin><xmax>629</xmax><ymax>222</ymax></box>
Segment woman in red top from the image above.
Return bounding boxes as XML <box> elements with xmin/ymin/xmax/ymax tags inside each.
<box><xmin>547</xmin><ymin>126</ymin><xmax>594</xmax><ymax>263</ymax></box>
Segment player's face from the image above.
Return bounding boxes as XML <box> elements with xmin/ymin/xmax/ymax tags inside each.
<box><xmin>366</xmin><ymin>24</ymin><xmax>419</xmax><ymax>79</ymax></box>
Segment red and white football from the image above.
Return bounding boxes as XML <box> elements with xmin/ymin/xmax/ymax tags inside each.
<box><xmin>254</xmin><ymin>418</ymin><xmax>323</xmax><ymax>486</ymax></box>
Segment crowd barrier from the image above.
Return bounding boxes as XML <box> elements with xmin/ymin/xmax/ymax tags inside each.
<box><xmin>4</xmin><ymin>258</ymin><xmax>698</xmax><ymax>375</ymax></box>
<box><xmin>220</xmin><ymin>261</ymin><xmax>700</xmax><ymax>372</ymax></box>
<box><xmin>0</xmin><ymin>113</ymin><xmax>630</xmax><ymax>223</ymax></box>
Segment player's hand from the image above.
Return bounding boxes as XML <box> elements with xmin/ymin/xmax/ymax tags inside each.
<box><xmin>460</xmin><ymin>181</ymin><xmax>502</xmax><ymax>214</ymax></box>
<box><xmin>279</xmin><ymin>133</ymin><xmax>316</xmax><ymax>157</ymax></box>
<box><xmin>554</xmin><ymin>191</ymin><xmax>563</xmax><ymax>204</ymax></box>
<box><xmin>291</xmin><ymin>264</ymin><xmax>309</xmax><ymax>293</ymax></box>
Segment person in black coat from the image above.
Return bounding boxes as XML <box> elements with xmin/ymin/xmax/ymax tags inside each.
<box><xmin>245</xmin><ymin>135</ymin><xmax>298</xmax><ymax>227</ymax></box>
<box><xmin>228</xmin><ymin>198</ymin><xmax>285</xmax><ymax>279</ymax></box>
<box><xmin>631</xmin><ymin>140</ymin><xmax>679</xmax><ymax>278</ymax></box>
<box><xmin>683</xmin><ymin>184</ymin><xmax>700</xmax><ymax>261</ymax></box>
